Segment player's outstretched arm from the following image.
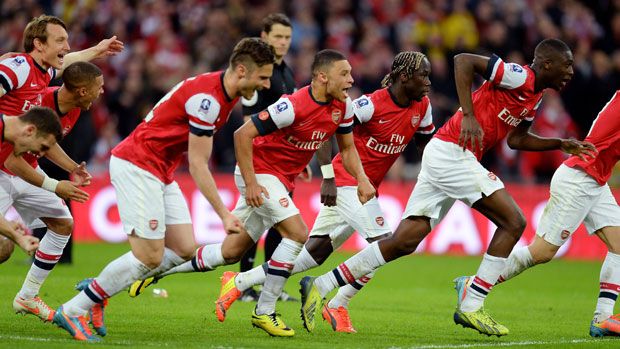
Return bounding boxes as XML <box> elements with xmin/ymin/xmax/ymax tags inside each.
<box><xmin>335</xmin><ymin>132</ymin><xmax>375</xmax><ymax>204</ymax></box>
<box><xmin>4</xmin><ymin>152</ymin><xmax>89</xmax><ymax>202</ymax></box>
<box><xmin>234</xmin><ymin>119</ymin><xmax>270</xmax><ymax>208</ymax></box>
<box><xmin>317</xmin><ymin>137</ymin><xmax>337</xmax><ymax>206</ymax></box>
<box><xmin>188</xmin><ymin>133</ymin><xmax>243</xmax><ymax>234</ymax></box>
<box><xmin>58</xmin><ymin>36</ymin><xmax>124</xmax><ymax>77</ymax></box>
<box><xmin>507</xmin><ymin>121</ymin><xmax>598</xmax><ymax>160</ymax></box>
<box><xmin>454</xmin><ymin>53</ymin><xmax>490</xmax><ymax>155</ymax></box>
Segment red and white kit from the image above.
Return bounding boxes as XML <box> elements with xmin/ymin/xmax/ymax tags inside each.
<box><xmin>406</xmin><ymin>55</ymin><xmax>543</xmax><ymax>224</ymax></box>
<box><xmin>537</xmin><ymin>91</ymin><xmax>620</xmax><ymax>246</ymax></box>
<box><xmin>0</xmin><ymin>87</ymin><xmax>76</xmax><ymax>228</ymax></box>
<box><xmin>233</xmin><ymin>86</ymin><xmax>354</xmax><ymax>241</ymax></box>
<box><xmin>311</xmin><ymin>88</ymin><xmax>434</xmax><ymax>247</ymax></box>
<box><xmin>112</xmin><ymin>72</ymin><xmax>238</xmax><ymax>238</ymax></box>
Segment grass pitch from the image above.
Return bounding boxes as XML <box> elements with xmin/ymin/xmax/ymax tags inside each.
<box><xmin>0</xmin><ymin>243</ymin><xmax>616</xmax><ymax>348</ymax></box>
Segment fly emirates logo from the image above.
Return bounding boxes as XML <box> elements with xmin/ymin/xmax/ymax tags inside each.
<box><xmin>366</xmin><ymin>133</ymin><xmax>407</xmax><ymax>155</ymax></box>
<box><xmin>286</xmin><ymin>130</ymin><xmax>327</xmax><ymax>150</ymax></box>
<box><xmin>497</xmin><ymin>107</ymin><xmax>529</xmax><ymax>127</ymax></box>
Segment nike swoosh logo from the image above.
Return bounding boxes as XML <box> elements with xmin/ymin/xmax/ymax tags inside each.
<box><xmin>517</xmin><ymin>96</ymin><xmax>526</xmax><ymax>101</ymax></box>
<box><xmin>16</xmin><ymin>300</ymin><xmax>40</xmax><ymax>314</ymax></box>
<box><xmin>30</xmin><ymin>83</ymin><xmax>38</xmax><ymax>87</ymax></box>
<box><xmin>378</xmin><ymin>119</ymin><xmax>391</xmax><ymax>124</ymax></box>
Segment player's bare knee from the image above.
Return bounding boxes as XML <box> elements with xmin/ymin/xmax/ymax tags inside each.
<box><xmin>530</xmin><ymin>249</ymin><xmax>554</xmax><ymax>265</ymax></box>
<box><xmin>134</xmin><ymin>251</ymin><xmax>163</xmax><ymax>269</ymax></box>
<box><xmin>221</xmin><ymin>246</ymin><xmax>243</xmax><ymax>264</ymax></box>
<box><xmin>0</xmin><ymin>238</ymin><xmax>15</xmax><ymax>264</ymax></box>
<box><xmin>45</xmin><ymin>218</ymin><xmax>74</xmax><ymax>235</ymax></box>
<box><xmin>304</xmin><ymin>237</ymin><xmax>332</xmax><ymax>265</ymax></box>
<box><xmin>504</xmin><ymin>210</ymin><xmax>526</xmax><ymax>237</ymax></box>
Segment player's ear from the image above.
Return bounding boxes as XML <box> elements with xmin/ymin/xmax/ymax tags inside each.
<box><xmin>317</xmin><ymin>70</ymin><xmax>328</xmax><ymax>84</ymax></box>
<box><xmin>33</xmin><ymin>38</ymin><xmax>45</xmax><ymax>51</ymax></box>
<box><xmin>22</xmin><ymin>124</ymin><xmax>36</xmax><ymax>137</ymax></box>
<box><xmin>236</xmin><ymin>63</ymin><xmax>248</xmax><ymax>78</ymax></box>
<box><xmin>260</xmin><ymin>31</ymin><xmax>268</xmax><ymax>41</ymax></box>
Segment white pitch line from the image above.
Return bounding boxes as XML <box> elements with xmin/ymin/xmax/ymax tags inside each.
<box><xmin>388</xmin><ymin>338</ymin><xmax>610</xmax><ymax>349</ymax></box>
<box><xmin>0</xmin><ymin>334</ymin><xmax>170</xmax><ymax>347</ymax></box>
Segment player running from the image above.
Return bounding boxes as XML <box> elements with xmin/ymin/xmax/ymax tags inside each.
<box><xmin>238</xmin><ymin>13</ymin><xmax>299</xmax><ymax>303</ymax></box>
<box><xmin>128</xmin><ymin>49</ymin><xmax>374</xmax><ymax>337</ymax></box>
<box><xmin>0</xmin><ymin>62</ymin><xmax>103</xmax><ymax>327</ymax></box>
<box><xmin>215</xmin><ymin>51</ymin><xmax>435</xmax><ymax>333</ymax></box>
<box><xmin>52</xmin><ymin>38</ymin><xmax>275</xmax><ymax>342</ymax></box>
<box><xmin>491</xmin><ymin>91</ymin><xmax>619</xmax><ymax>338</ymax></box>
<box><xmin>0</xmin><ymin>107</ymin><xmax>63</xmax><ymax>260</ymax></box>
<box><xmin>299</xmin><ymin>38</ymin><xmax>596</xmax><ymax>337</ymax></box>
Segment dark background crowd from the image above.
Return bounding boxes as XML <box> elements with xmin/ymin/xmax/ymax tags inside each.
<box><xmin>1</xmin><ymin>0</ymin><xmax>619</xmax><ymax>186</ymax></box>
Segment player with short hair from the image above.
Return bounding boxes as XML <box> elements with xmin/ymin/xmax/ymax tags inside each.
<box><xmin>0</xmin><ymin>62</ymin><xmax>102</xmax><ymax>325</ymax></box>
<box><xmin>492</xmin><ymin>92</ymin><xmax>620</xmax><ymax>337</ymax></box>
<box><xmin>299</xmin><ymin>38</ymin><xmax>597</xmax><ymax>336</ymax></box>
<box><xmin>215</xmin><ymin>51</ymin><xmax>435</xmax><ymax>333</ymax></box>
<box><xmin>0</xmin><ymin>106</ymin><xmax>62</xmax><ymax>261</ymax></box>
<box><xmin>238</xmin><ymin>12</ymin><xmax>298</xmax><ymax>303</ymax></box>
<box><xmin>128</xmin><ymin>49</ymin><xmax>374</xmax><ymax>337</ymax></box>
<box><xmin>0</xmin><ymin>15</ymin><xmax>122</xmax><ymax>108</ymax></box>
<box><xmin>52</xmin><ymin>37</ymin><xmax>275</xmax><ymax>342</ymax></box>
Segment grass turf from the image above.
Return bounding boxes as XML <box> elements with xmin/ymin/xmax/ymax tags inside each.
<box><xmin>0</xmin><ymin>243</ymin><xmax>616</xmax><ymax>348</ymax></box>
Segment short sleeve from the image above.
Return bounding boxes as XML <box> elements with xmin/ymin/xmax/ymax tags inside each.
<box><xmin>0</xmin><ymin>56</ymin><xmax>31</xmax><ymax>93</ymax></box>
<box><xmin>484</xmin><ymin>54</ymin><xmax>528</xmax><ymax>90</ymax></box>
<box><xmin>266</xmin><ymin>97</ymin><xmax>295</xmax><ymax>129</ymax></box>
<box><xmin>416</xmin><ymin>102</ymin><xmax>435</xmax><ymax>134</ymax></box>
<box><xmin>185</xmin><ymin>93</ymin><xmax>221</xmax><ymax>136</ymax></box>
<box><xmin>353</xmin><ymin>95</ymin><xmax>374</xmax><ymax>123</ymax></box>
<box><xmin>337</xmin><ymin>97</ymin><xmax>354</xmax><ymax>134</ymax></box>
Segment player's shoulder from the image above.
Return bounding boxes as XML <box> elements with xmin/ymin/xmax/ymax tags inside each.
<box><xmin>0</xmin><ymin>54</ymin><xmax>33</xmax><ymax>74</ymax></box>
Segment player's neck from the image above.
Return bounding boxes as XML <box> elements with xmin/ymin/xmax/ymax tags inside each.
<box><xmin>3</xmin><ymin>116</ymin><xmax>20</xmax><ymax>145</ymax></box>
<box><xmin>530</xmin><ymin>64</ymin><xmax>545</xmax><ymax>93</ymax></box>
<box><xmin>310</xmin><ymin>81</ymin><xmax>331</xmax><ymax>103</ymax></box>
<box><xmin>222</xmin><ymin>68</ymin><xmax>239</xmax><ymax>98</ymax></box>
<box><xmin>388</xmin><ymin>84</ymin><xmax>411</xmax><ymax>107</ymax></box>
<box><xmin>57</xmin><ymin>87</ymin><xmax>78</xmax><ymax>114</ymax></box>
<box><xmin>28</xmin><ymin>52</ymin><xmax>50</xmax><ymax>70</ymax></box>
<box><xmin>275</xmin><ymin>55</ymin><xmax>284</xmax><ymax>65</ymax></box>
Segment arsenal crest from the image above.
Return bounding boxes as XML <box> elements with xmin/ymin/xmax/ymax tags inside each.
<box><xmin>332</xmin><ymin>109</ymin><xmax>342</xmax><ymax>124</ymax></box>
<box><xmin>487</xmin><ymin>172</ymin><xmax>497</xmax><ymax>181</ymax></box>
<box><xmin>411</xmin><ymin>114</ymin><xmax>420</xmax><ymax>127</ymax></box>
<box><xmin>561</xmin><ymin>230</ymin><xmax>570</xmax><ymax>240</ymax></box>
<box><xmin>279</xmin><ymin>198</ymin><xmax>289</xmax><ymax>208</ymax></box>
<box><xmin>149</xmin><ymin>219</ymin><xmax>159</xmax><ymax>230</ymax></box>
<box><xmin>375</xmin><ymin>217</ymin><xmax>385</xmax><ymax>226</ymax></box>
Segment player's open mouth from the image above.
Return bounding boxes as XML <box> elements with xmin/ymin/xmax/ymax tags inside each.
<box><xmin>343</xmin><ymin>88</ymin><xmax>350</xmax><ymax>98</ymax></box>
<box><xmin>58</xmin><ymin>53</ymin><xmax>65</xmax><ymax>65</ymax></box>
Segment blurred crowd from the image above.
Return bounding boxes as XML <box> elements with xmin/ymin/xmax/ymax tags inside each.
<box><xmin>1</xmin><ymin>0</ymin><xmax>619</xmax><ymax>185</ymax></box>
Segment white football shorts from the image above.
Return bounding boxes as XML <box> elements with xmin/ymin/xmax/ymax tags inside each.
<box><xmin>232</xmin><ymin>172</ymin><xmax>300</xmax><ymax>242</ymax></box>
<box><xmin>0</xmin><ymin>167</ymin><xmax>72</xmax><ymax>229</ymax></box>
<box><xmin>537</xmin><ymin>164</ymin><xmax>620</xmax><ymax>246</ymax></box>
<box><xmin>110</xmin><ymin>156</ymin><xmax>191</xmax><ymax>240</ymax></box>
<box><xmin>309</xmin><ymin>186</ymin><xmax>391</xmax><ymax>249</ymax></box>
<box><xmin>403</xmin><ymin>138</ymin><xmax>505</xmax><ymax>227</ymax></box>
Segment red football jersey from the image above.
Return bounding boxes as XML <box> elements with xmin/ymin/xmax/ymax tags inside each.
<box><xmin>435</xmin><ymin>55</ymin><xmax>543</xmax><ymax>160</ymax></box>
<box><xmin>0</xmin><ymin>86</ymin><xmax>81</xmax><ymax>173</ymax></box>
<box><xmin>564</xmin><ymin>91</ymin><xmax>620</xmax><ymax>185</ymax></box>
<box><xmin>333</xmin><ymin>88</ymin><xmax>434</xmax><ymax>189</ymax></box>
<box><xmin>251</xmin><ymin>86</ymin><xmax>354</xmax><ymax>191</ymax></box>
<box><xmin>112</xmin><ymin>71</ymin><xmax>238</xmax><ymax>184</ymax></box>
<box><xmin>0</xmin><ymin>54</ymin><xmax>56</xmax><ymax>115</ymax></box>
